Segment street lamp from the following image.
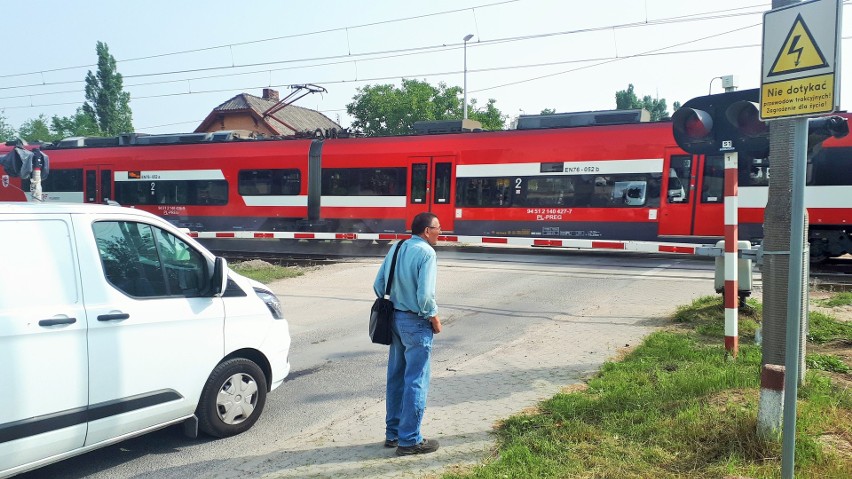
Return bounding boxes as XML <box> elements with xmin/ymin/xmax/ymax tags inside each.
<box><xmin>463</xmin><ymin>34</ymin><xmax>474</xmax><ymax>119</ymax></box>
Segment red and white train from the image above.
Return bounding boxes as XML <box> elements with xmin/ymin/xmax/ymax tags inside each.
<box><xmin>2</xmin><ymin>110</ymin><xmax>851</xmax><ymax>260</ymax></box>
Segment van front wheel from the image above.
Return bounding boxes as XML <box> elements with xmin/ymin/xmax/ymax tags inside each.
<box><xmin>197</xmin><ymin>358</ymin><xmax>268</xmax><ymax>437</ymax></box>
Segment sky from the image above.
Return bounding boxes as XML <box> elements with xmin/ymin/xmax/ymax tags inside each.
<box><xmin>1</xmin><ymin>0</ymin><xmax>850</xmax><ymax>135</ymax></box>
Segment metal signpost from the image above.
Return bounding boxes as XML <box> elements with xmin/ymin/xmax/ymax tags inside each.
<box><xmin>760</xmin><ymin>1</ymin><xmax>842</xmax><ymax>477</ymax></box>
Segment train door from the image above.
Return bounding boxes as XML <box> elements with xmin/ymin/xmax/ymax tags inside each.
<box><xmin>408</xmin><ymin>156</ymin><xmax>456</xmax><ymax>232</ymax></box>
<box><xmin>658</xmin><ymin>149</ymin><xmax>699</xmax><ymax>236</ymax></box>
<box><xmin>691</xmin><ymin>154</ymin><xmax>725</xmax><ymax>236</ymax></box>
<box><xmin>84</xmin><ymin>165</ymin><xmax>113</xmax><ymax>203</ymax></box>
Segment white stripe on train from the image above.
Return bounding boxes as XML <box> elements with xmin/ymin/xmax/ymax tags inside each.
<box><xmin>455</xmin><ymin>159</ymin><xmax>664</xmax><ymax>178</ymax></box>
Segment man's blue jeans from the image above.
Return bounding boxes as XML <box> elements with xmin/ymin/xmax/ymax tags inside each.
<box><xmin>386</xmin><ymin>310</ymin><xmax>433</xmax><ymax>447</ymax></box>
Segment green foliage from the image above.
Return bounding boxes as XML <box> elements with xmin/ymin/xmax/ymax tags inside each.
<box><xmin>615</xmin><ymin>83</ymin><xmax>671</xmax><ymax>121</ymax></box>
<box><xmin>18</xmin><ymin>114</ymin><xmax>60</xmax><ymax>143</ymax></box>
<box><xmin>346</xmin><ymin>78</ymin><xmax>504</xmax><ymax>136</ymax></box>
<box><xmin>0</xmin><ymin>110</ymin><xmax>15</xmax><ymax>142</ymax></box>
<box><xmin>819</xmin><ymin>292</ymin><xmax>852</xmax><ymax>307</ymax></box>
<box><xmin>51</xmin><ymin>107</ymin><xmax>102</xmax><ymax>138</ymax></box>
<box><xmin>447</xmin><ymin>341</ymin><xmax>852</xmax><ymax>478</ymax></box>
<box><xmin>230</xmin><ymin>262</ymin><xmax>303</xmax><ymax>283</ymax></box>
<box><xmin>83</xmin><ymin>41</ymin><xmax>134</xmax><ymax>135</ymax></box>
<box><xmin>808</xmin><ymin>310</ymin><xmax>852</xmax><ymax>343</ymax></box>
<box><xmin>466</xmin><ymin>98</ymin><xmax>505</xmax><ymax>131</ymax></box>
<box><xmin>672</xmin><ymin>295</ymin><xmax>761</xmax><ymax>340</ymax></box>
<box><xmin>806</xmin><ymin>353</ymin><xmax>851</xmax><ymax>373</ymax></box>
<box><xmin>445</xmin><ymin>297</ymin><xmax>852</xmax><ymax>479</ymax></box>
<box><xmin>539</xmin><ymin>108</ymin><xmax>556</xmax><ymax>115</ymax></box>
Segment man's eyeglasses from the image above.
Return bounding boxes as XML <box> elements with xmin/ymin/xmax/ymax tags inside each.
<box><xmin>427</xmin><ymin>225</ymin><xmax>442</xmax><ymax>232</ymax></box>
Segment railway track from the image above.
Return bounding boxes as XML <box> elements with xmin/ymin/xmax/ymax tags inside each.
<box><xmin>810</xmin><ymin>256</ymin><xmax>852</xmax><ymax>290</ymax></box>
<box><xmin>214</xmin><ymin>243</ymin><xmax>852</xmax><ymax>288</ymax></box>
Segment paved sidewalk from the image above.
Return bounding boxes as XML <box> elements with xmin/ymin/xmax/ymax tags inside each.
<box><xmin>220</xmin><ymin>304</ymin><xmax>663</xmax><ymax>479</ymax></box>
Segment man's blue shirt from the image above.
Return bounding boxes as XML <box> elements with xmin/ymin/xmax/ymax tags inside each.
<box><xmin>373</xmin><ymin>235</ymin><xmax>438</xmax><ymax>319</ymax></box>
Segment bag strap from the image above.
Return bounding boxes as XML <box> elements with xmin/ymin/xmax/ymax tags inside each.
<box><xmin>383</xmin><ymin>239</ymin><xmax>406</xmax><ymax>299</ymax></box>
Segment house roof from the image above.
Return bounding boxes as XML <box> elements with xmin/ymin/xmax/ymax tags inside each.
<box><xmin>195</xmin><ymin>92</ymin><xmax>341</xmax><ymax>136</ymax></box>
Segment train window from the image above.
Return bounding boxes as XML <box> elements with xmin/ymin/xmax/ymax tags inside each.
<box><xmin>741</xmin><ymin>156</ymin><xmax>770</xmax><ymax>187</ymax></box>
<box><xmin>668</xmin><ymin>156</ymin><xmax>690</xmax><ymax>204</ymax></box>
<box><xmin>456</xmin><ymin>178</ymin><xmax>513</xmax><ymax>207</ymax></box>
<box><xmin>434</xmin><ymin>163</ymin><xmax>451</xmax><ymax>204</ymax></box>
<box><xmin>459</xmin><ymin>173</ymin><xmax>660</xmax><ymax>208</ymax></box>
<box><xmin>613</xmin><ymin>181</ymin><xmax>647</xmax><ymax>206</ymax></box>
<box><xmin>321</xmin><ymin>168</ymin><xmax>406</xmax><ymax>196</ymax></box>
<box><xmin>115</xmin><ymin>180</ymin><xmax>228</xmax><ymax>206</ymax></box>
<box><xmin>411</xmin><ymin>164</ymin><xmax>427</xmax><ymax>203</ymax></box>
<box><xmin>102</xmin><ymin>170</ymin><xmax>112</xmax><ymax>201</ymax></box>
<box><xmin>809</xmin><ymin>146</ymin><xmax>852</xmax><ymax>186</ymax></box>
<box><xmin>701</xmin><ymin>155</ymin><xmax>724</xmax><ymax>203</ymax></box>
<box><xmin>86</xmin><ymin>170</ymin><xmax>97</xmax><ymax>202</ymax></box>
<box><xmin>522</xmin><ymin>176</ymin><xmax>575</xmax><ymax>206</ymax></box>
<box><xmin>587</xmin><ymin>176</ymin><xmax>652</xmax><ymax>207</ymax></box>
<box><xmin>22</xmin><ymin>168</ymin><xmax>83</xmax><ymax>192</ymax></box>
<box><xmin>238</xmin><ymin>169</ymin><xmax>300</xmax><ymax>195</ymax></box>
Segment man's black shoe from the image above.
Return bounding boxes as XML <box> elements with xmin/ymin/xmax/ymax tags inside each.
<box><xmin>395</xmin><ymin>438</ymin><xmax>439</xmax><ymax>456</ymax></box>
<box><xmin>384</xmin><ymin>439</ymin><xmax>398</xmax><ymax>448</ymax></box>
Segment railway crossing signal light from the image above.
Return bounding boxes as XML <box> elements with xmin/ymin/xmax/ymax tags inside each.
<box><xmin>807</xmin><ymin>115</ymin><xmax>849</xmax><ymax>148</ymax></box>
<box><xmin>673</xmin><ymin>88</ymin><xmax>849</xmax><ymax>156</ymax></box>
<box><xmin>672</xmin><ymin>88</ymin><xmax>769</xmax><ymax>157</ymax></box>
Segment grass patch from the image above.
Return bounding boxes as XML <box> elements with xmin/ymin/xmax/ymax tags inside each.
<box><xmin>673</xmin><ymin>295</ymin><xmax>761</xmax><ymax>341</ymax></box>
<box><xmin>808</xmin><ymin>311</ymin><xmax>852</xmax><ymax>344</ymax></box>
<box><xmin>231</xmin><ymin>260</ymin><xmax>303</xmax><ymax>283</ymax></box>
<box><xmin>806</xmin><ymin>353</ymin><xmax>851</xmax><ymax>374</ymax></box>
<box><xmin>818</xmin><ymin>292</ymin><xmax>852</xmax><ymax>308</ymax></box>
<box><xmin>445</xmin><ymin>295</ymin><xmax>852</xmax><ymax>479</ymax></box>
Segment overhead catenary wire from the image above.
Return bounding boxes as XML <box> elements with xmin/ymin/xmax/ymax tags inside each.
<box><xmin>7</xmin><ymin>0</ymin><xmax>846</xmax><ymax>130</ymax></box>
<box><xmin>0</xmin><ymin>3</ymin><xmax>769</xmax><ymax>96</ymax></box>
<box><xmin>0</xmin><ymin>0</ymin><xmax>523</xmax><ymax>81</ymax></box>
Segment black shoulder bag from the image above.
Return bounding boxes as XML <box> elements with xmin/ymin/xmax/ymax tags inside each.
<box><xmin>370</xmin><ymin>239</ymin><xmax>406</xmax><ymax>345</ymax></box>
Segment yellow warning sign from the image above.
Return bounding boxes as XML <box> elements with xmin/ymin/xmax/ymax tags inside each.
<box><xmin>761</xmin><ymin>73</ymin><xmax>834</xmax><ymax>119</ymax></box>
<box><xmin>768</xmin><ymin>13</ymin><xmax>828</xmax><ymax>77</ymax></box>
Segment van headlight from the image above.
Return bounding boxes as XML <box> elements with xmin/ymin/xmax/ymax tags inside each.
<box><xmin>254</xmin><ymin>288</ymin><xmax>284</xmax><ymax>319</ymax></box>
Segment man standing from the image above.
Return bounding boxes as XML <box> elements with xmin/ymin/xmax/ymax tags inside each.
<box><xmin>373</xmin><ymin>212</ymin><xmax>443</xmax><ymax>456</ymax></box>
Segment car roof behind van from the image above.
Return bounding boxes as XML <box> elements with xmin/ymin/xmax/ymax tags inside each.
<box><xmin>0</xmin><ymin>202</ymin><xmax>158</xmax><ymax>220</ymax></box>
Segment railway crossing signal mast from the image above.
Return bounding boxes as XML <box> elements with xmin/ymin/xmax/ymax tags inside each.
<box><xmin>671</xmin><ymin>89</ymin><xmax>847</xmax><ymax>357</ymax></box>
<box><xmin>671</xmin><ymin>88</ymin><xmax>771</xmax><ymax>360</ymax></box>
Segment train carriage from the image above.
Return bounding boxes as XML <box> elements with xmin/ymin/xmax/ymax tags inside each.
<box><xmin>1</xmin><ymin>111</ymin><xmax>851</xmax><ymax>259</ymax></box>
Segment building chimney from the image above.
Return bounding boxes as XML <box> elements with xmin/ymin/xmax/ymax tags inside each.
<box><xmin>262</xmin><ymin>88</ymin><xmax>279</xmax><ymax>102</ymax></box>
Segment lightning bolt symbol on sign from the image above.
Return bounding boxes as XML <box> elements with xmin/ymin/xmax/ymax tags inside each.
<box><xmin>787</xmin><ymin>35</ymin><xmax>804</xmax><ymax>66</ymax></box>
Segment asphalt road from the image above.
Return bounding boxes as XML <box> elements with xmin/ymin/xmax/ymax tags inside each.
<box><xmin>20</xmin><ymin>250</ymin><xmax>720</xmax><ymax>479</ymax></box>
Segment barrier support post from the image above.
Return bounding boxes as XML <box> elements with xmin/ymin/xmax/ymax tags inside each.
<box><xmin>724</xmin><ymin>151</ymin><xmax>739</xmax><ymax>358</ymax></box>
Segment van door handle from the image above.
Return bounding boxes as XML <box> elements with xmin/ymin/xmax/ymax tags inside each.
<box><xmin>38</xmin><ymin>317</ymin><xmax>77</xmax><ymax>327</ymax></box>
<box><xmin>98</xmin><ymin>313</ymin><xmax>130</xmax><ymax>321</ymax></box>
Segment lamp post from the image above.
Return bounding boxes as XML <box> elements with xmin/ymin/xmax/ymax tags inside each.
<box><xmin>463</xmin><ymin>34</ymin><xmax>474</xmax><ymax>119</ymax></box>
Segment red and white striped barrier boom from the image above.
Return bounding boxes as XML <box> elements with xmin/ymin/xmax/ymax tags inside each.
<box><xmin>189</xmin><ymin>230</ymin><xmax>709</xmax><ymax>255</ymax></box>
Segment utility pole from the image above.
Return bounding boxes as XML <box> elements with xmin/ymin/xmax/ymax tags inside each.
<box><xmin>758</xmin><ymin>2</ymin><xmax>845</xmax><ymax>478</ymax></box>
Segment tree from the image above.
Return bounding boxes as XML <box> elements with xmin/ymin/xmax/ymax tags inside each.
<box><xmin>52</xmin><ymin>107</ymin><xmax>102</xmax><ymax>138</ymax></box>
<box><xmin>467</xmin><ymin>98</ymin><xmax>505</xmax><ymax>131</ymax></box>
<box><xmin>540</xmin><ymin>108</ymin><xmax>556</xmax><ymax>115</ymax></box>
<box><xmin>83</xmin><ymin>41</ymin><xmax>133</xmax><ymax>135</ymax></box>
<box><xmin>18</xmin><ymin>114</ymin><xmax>60</xmax><ymax>143</ymax></box>
<box><xmin>615</xmin><ymin>84</ymin><xmax>671</xmax><ymax>121</ymax></box>
<box><xmin>0</xmin><ymin>111</ymin><xmax>15</xmax><ymax>142</ymax></box>
<box><xmin>347</xmin><ymin>78</ymin><xmax>504</xmax><ymax>136</ymax></box>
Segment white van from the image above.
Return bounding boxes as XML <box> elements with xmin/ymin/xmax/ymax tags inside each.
<box><xmin>0</xmin><ymin>203</ymin><xmax>291</xmax><ymax>477</ymax></box>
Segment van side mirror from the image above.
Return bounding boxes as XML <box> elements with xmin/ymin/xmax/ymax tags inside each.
<box><xmin>211</xmin><ymin>257</ymin><xmax>228</xmax><ymax>297</ymax></box>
